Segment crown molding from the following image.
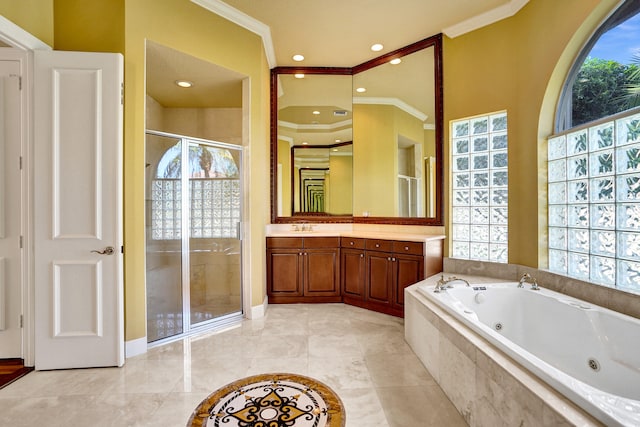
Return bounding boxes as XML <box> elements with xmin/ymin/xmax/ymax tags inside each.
<box><xmin>278</xmin><ymin>119</ymin><xmax>353</xmax><ymax>131</ymax></box>
<box><xmin>276</xmin><ymin>135</ymin><xmax>294</xmax><ymax>146</ymax></box>
<box><xmin>443</xmin><ymin>0</ymin><xmax>529</xmax><ymax>38</ymax></box>
<box><xmin>353</xmin><ymin>97</ymin><xmax>428</xmax><ymax>122</ymax></box>
<box><xmin>191</xmin><ymin>0</ymin><xmax>277</xmax><ymax>68</ymax></box>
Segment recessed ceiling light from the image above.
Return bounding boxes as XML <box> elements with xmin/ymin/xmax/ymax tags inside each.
<box><xmin>294</xmin><ymin>73</ymin><xmax>305</xmax><ymax>79</ymax></box>
<box><xmin>175</xmin><ymin>80</ymin><xmax>193</xmax><ymax>88</ymax></box>
<box><xmin>356</xmin><ymin>87</ymin><xmax>366</xmax><ymax>93</ymax></box>
<box><xmin>312</xmin><ymin>110</ymin><xmax>320</xmax><ymax>115</ymax></box>
<box><xmin>332</xmin><ymin>148</ymin><xmax>339</xmax><ymax>152</ymax></box>
<box><xmin>335</xmin><ymin>139</ymin><xmax>341</xmax><ymax>143</ymax></box>
<box><xmin>302</xmin><ymin>141</ymin><xmax>308</xmax><ymax>145</ymax></box>
<box><xmin>371</xmin><ymin>43</ymin><xmax>383</xmax><ymax>52</ymax></box>
<box><xmin>390</xmin><ymin>58</ymin><xmax>402</xmax><ymax>65</ymax></box>
<box><xmin>293</xmin><ymin>54</ymin><xmax>305</xmax><ymax>61</ymax></box>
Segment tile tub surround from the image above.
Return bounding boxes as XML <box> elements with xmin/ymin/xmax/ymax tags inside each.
<box><xmin>405</xmin><ymin>276</ymin><xmax>604</xmax><ymax>427</ymax></box>
<box><xmin>0</xmin><ymin>303</ymin><xmax>466</xmax><ymax>427</ymax></box>
<box><xmin>443</xmin><ymin>258</ymin><xmax>640</xmax><ymax>320</ymax></box>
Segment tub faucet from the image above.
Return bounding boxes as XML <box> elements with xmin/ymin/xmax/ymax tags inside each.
<box><xmin>518</xmin><ymin>273</ymin><xmax>540</xmax><ymax>290</ymax></box>
<box><xmin>434</xmin><ymin>275</ymin><xmax>470</xmax><ymax>293</ymax></box>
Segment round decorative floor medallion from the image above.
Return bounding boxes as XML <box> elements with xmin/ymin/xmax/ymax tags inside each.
<box><xmin>187</xmin><ymin>373</ymin><xmax>345</xmax><ymax>427</ymax></box>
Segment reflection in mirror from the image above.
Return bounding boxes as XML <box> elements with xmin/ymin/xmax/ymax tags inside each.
<box><xmin>292</xmin><ymin>142</ymin><xmax>353</xmax><ymax>215</ymax></box>
<box><xmin>276</xmin><ymin>74</ymin><xmax>352</xmax><ymax>217</ymax></box>
<box><xmin>353</xmin><ymin>46</ymin><xmax>436</xmax><ymax>218</ymax></box>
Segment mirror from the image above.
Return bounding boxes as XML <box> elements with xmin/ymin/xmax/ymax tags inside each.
<box><xmin>274</xmin><ymin>73</ymin><xmax>353</xmax><ymax>217</ymax></box>
<box><xmin>292</xmin><ymin>142</ymin><xmax>353</xmax><ymax>215</ymax></box>
<box><xmin>271</xmin><ymin>34</ymin><xmax>443</xmax><ymax>225</ymax></box>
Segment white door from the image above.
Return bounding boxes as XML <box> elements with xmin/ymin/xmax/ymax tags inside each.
<box><xmin>34</xmin><ymin>50</ymin><xmax>124</xmax><ymax>370</ymax></box>
<box><xmin>0</xmin><ymin>60</ymin><xmax>23</xmax><ymax>359</ymax></box>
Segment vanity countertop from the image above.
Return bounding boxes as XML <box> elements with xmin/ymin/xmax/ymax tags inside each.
<box><xmin>265</xmin><ymin>229</ymin><xmax>445</xmax><ymax>243</ymax></box>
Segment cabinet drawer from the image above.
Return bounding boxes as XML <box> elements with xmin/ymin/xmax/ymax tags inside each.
<box><xmin>341</xmin><ymin>237</ymin><xmax>365</xmax><ymax>249</ymax></box>
<box><xmin>304</xmin><ymin>237</ymin><xmax>340</xmax><ymax>248</ymax></box>
<box><xmin>365</xmin><ymin>239</ymin><xmax>393</xmax><ymax>252</ymax></box>
<box><xmin>267</xmin><ymin>237</ymin><xmax>303</xmax><ymax>249</ymax></box>
<box><xmin>393</xmin><ymin>240</ymin><xmax>424</xmax><ymax>256</ymax></box>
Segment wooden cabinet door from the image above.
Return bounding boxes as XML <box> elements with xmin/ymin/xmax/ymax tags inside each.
<box><xmin>267</xmin><ymin>249</ymin><xmax>303</xmax><ymax>296</ymax></box>
<box><xmin>366</xmin><ymin>252</ymin><xmax>392</xmax><ymax>305</ymax></box>
<box><xmin>393</xmin><ymin>254</ymin><xmax>424</xmax><ymax>307</ymax></box>
<box><xmin>341</xmin><ymin>248</ymin><xmax>365</xmax><ymax>298</ymax></box>
<box><xmin>304</xmin><ymin>248</ymin><xmax>340</xmax><ymax>296</ymax></box>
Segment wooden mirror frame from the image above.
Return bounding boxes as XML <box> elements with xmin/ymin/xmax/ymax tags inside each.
<box><xmin>270</xmin><ymin>33</ymin><xmax>443</xmax><ymax>225</ymax></box>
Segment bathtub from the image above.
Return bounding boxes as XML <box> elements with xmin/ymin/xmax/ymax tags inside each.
<box><xmin>414</xmin><ymin>280</ymin><xmax>640</xmax><ymax>427</ymax></box>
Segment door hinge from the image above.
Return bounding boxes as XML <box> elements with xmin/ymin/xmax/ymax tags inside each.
<box><xmin>121</xmin><ymin>245</ymin><xmax>124</xmax><ymax>254</ymax></box>
<box><xmin>20</xmin><ymin>315</ymin><xmax>23</xmax><ymax>328</ymax></box>
<box><xmin>10</xmin><ymin>74</ymin><xmax>21</xmax><ymax>90</ymax></box>
<box><xmin>120</xmin><ymin>82</ymin><xmax>124</xmax><ymax>105</ymax></box>
<box><xmin>19</xmin><ymin>235</ymin><xmax>23</xmax><ymax>249</ymax></box>
<box><xmin>19</xmin><ymin>156</ymin><xmax>22</xmax><ymax>170</ymax></box>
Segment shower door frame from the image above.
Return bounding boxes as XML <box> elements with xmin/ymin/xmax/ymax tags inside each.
<box><xmin>146</xmin><ymin>129</ymin><xmax>244</xmax><ymax>345</ymax></box>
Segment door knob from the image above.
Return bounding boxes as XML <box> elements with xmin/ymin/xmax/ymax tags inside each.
<box><xmin>91</xmin><ymin>246</ymin><xmax>115</xmax><ymax>255</ymax></box>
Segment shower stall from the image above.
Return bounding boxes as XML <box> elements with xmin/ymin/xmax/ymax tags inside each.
<box><xmin>145</xmin><ymin>130</ymin><xmax>243</xmax><ymax>343</ymax></box>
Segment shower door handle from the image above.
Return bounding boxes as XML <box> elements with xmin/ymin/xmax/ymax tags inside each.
<box><xmin>91</xmin><ymin>246</ymin><xmax>115</xmax><ymax>255</ymax></box>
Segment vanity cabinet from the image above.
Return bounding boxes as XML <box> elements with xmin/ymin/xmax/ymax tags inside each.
<box><xmin>360</xmin><ymin>239</ymin><xmax>425</xmax><ymax>316</ymax></box>
<box><xmin>267</xmin><ymin>237</ymin><xmax>341</xmax><ymax>303</ymax></box>
<box><xmin>267</xmin><ymin>235</ymin><xmax>443</xmax><ymax>316</ymax></box>
<box><xmin>340</xmin><ymin>237</ymin><xmax>366</xmax><ymax>299</ymax></box>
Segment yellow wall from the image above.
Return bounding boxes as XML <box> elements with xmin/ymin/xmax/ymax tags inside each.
<box><xmin>328</xmin><ymin>155</ymin><xmax>353</xmax><ymax>215</ymax></box>
<box><xmin>353</xmin><ymin>104</ymin><xmax>397</xmax><ymax>216</ymax></box>
<box><xmin>51</xmin><ymin>0</ymin><xmax>270</xmax><ymax>342</ymax></box>
<box><xmin>53</xmin><ymin>0</ymin><xmax>124</xmax><ymax>53</ymax></box>
<box><xmin>277</xmin><ymin>139</ymin><xmax>292</xmax><ymax>216</ymax></box>
<box><xmin>444</xmin><ymin>0</ymin><xmax>618</xmax><ymax>267</ymax></box>
<box><xmin>0</xmin><ymin>0</ymin><xmax>54</xmax><ymax>46</ymax></box>
<box><xmin>353</xmin><ymin>103</ymin><xmax>426</xmax><ymax>216</ymax></box>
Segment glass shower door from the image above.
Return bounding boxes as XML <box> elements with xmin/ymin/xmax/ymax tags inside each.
<box><xmin>146</xmin><ymin>132</ymin><xmax>243</xmax><ymax>343</ymax></box>
<box><xmin>187</xmin><ymin>141</ymin><xmax>242</xmax><ymax>327</ymax></box>
<box><xmin>146</xmin><ymin>134</ymin><xmax>184</xmax><ymax>342</ymax></box>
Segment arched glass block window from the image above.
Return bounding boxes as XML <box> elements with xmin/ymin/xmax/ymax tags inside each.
<box><xmin>548</xmin><ymin>0</ymin><xmax>640</xmax><ymax>295</ymax></box>
<box><xmin>151</xmin><ymin>140</ymin><xmax>241</xmax><ymax>240</ymax></box>
<box><xmin>556</xmin><ymin>0</ymin><xmax>640</xmax><ymax>132</ymax></box>
<box><xmin>157</xmin><ymin>143</ymin><xmax>239</xmax><ymax>179</ymax></box>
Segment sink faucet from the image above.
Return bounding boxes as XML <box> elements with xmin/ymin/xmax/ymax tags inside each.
<box><xmin>518</xmin><ymin>273</ymin><xmax>540</xmax><ymax>290</ymax></box>
<box><xmin>291</xmin><ymin>223</ymin><xmax>315</xmax><ymax>232</ymax></box>
<box><xmin>434</xmin><ymin>275</ymin><xmax>470</xmax><ymax>293</ymax></box>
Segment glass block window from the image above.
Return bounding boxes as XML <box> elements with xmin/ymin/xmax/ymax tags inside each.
<box><xmin>548</xmin><ymin>111</ymin><xmax>640</xmax><ymax>294</ymax></box>
<box><xmin>151</xmin><ymin>141</ymin><xmax>241</xmax><ymax>240</ymax></box>
<box><xmin>451</xmin><ymin>112</ymin><xmax>508</xmax><ymax>262</ymax></box>
<box><xmin>151</xmin><ymin>179</ymin><xmax>241</xmax><ymax>240</ymax></box>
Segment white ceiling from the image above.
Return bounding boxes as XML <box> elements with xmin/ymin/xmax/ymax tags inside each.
<box><xmin>147</xmin><ymin>0</ymin><xmax>528</xmax><ymax>108</ymax></box>
<box><xmin>146</xmin><ymin>41</ymin><xmax>244</xmax><ymax>108</ymax></box>
<box><xmin>220</xmin><ymin>0</ymin><xmax>515</xmax><ymax>67</ymax></box>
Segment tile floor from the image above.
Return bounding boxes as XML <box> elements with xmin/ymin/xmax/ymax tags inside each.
<box><xmin>0</xmin><ymin>303</ymin><xmax>467</xmax><ymax>427</ymax></box>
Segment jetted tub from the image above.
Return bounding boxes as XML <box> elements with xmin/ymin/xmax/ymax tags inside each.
<box><xmin>415</xmin><ymin>281</ymin><xmax>640</xmax><ymax>427</ymax></box>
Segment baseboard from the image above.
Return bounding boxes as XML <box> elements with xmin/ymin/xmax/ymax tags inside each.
<box><xmin>248</xmin><ymin>295</ymin><xmax>268</xmax><ymax>319</ymax></box>
<box><xmin>125</xmin><ymin>336</ymin><xmax>147</xmax><ymax>358</ymax></box>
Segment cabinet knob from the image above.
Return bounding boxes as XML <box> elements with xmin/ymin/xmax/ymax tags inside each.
<box><xmin>360</xmin><ymin>254</ymin><xmax>364</xmax><ymax>258</ymax></box>
<box><xmin>375</xmin><ymin>244</ymin><xmax>380</xmax><ymax>248</ymax></box>
<box><xmin>350</xmin><ymin>241</ymin><xmax>354</xmax><ymax>245</ymax></box>
<box><xmin>299</xmin><ymin>252</ymin><xmax>303</xmax><ymax>256</ymax></box>
<box><xmin>404</xmin><ymin>246</ymin><xmax>409</xmax><ymax>251</ymax></box>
